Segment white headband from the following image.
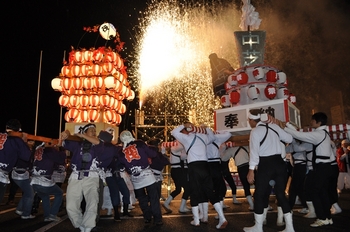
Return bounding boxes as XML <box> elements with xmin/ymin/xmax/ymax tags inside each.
<box><xmin>248</xmin><ymin>113</ymin><xmax>260</xmax><ymax>120</ymax></box>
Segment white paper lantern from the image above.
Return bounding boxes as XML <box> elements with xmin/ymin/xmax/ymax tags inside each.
<box><xmin>220</xmin><ymin>95</ymin><xmax>231</xmax><ymax>107</ymax></box>
<box><xmin>277</xmin><ymin>86</ymin><xmax>289</xmax><ymax>99</ymax></box>
<box><xmin>277</xmin><ymin>71</ymin><xmax>287</xmax><ymax>84</ymax></box>
<box><xmin>247</xmin><ymin>85</ymin><xmax>260</xmax><ymax>100</ymax></box>
<box><xmin>99</xmin><ymin>23</ymin><xmax>117</xmax><ymax>40</ymax></box>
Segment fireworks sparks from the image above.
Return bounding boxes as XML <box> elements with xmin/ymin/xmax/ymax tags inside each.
<box><xmin>131</xmin><ymin>0</ymin><xmax>242</xmax><ymax>129</ymax></box>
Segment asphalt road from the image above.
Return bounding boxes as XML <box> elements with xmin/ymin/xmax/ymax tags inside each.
<box><xmin>1</xmin><ymin>188</ymin><xmax>349</xmax><ymax>232</ymax></box>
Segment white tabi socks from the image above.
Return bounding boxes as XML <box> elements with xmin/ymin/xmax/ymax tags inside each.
<box><xmin>213</xmin><ymin>202</ymin><xmax>228</xmax><ymax>229</ymax></box>
<box><xmin>277</xmin><ymin>206</ymin><xmax>285</xmax><ymax>226</ymax></box>
<box><xmin>243</xmin><ymin>213</ymin><xmax>264</xmax><ymax>232</ymax></box>
<box><xmin>280</xmin><ymin>212</ymin><xmax>295</xmax><ymax>232</ymax></box>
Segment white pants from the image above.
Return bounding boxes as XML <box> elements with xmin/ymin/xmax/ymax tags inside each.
<box><xmin>66</xmin><ymin>176</ymin><xmax>100</xmax><ymax>229</ymax></box>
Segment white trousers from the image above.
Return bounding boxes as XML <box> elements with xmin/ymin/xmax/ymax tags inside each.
<box><xmin>66</xmin><ymin>176</ymin><xmax>100</xmax><ymax>229</ymax></box>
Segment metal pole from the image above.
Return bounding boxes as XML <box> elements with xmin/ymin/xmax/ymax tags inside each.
<box><xmin>34</xmin><ymin>50</ymin><xmax>43</xmax><ymax>136</ymax></box>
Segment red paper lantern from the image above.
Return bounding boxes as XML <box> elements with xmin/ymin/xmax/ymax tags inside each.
<box><xmin>89</xmin><ymin>95</ymin><xmax>100</xmax><ymax>107</ymax></box>
<box><xmin>236</xmin><ymin>72</ymin><xmax>248</xmax><ymax>85</ymax></box>
<box><xmin>92</xmin><ymin>49</ymin><xmax>104</xmax><ymax>62</ymax></box>
<box><xmin>80</xmin><ymin>65</ymin><xmax>90</xmax><ymax>76</ymax></box>
<box><xmin>288</xmin><ymin>93</ymin><xmax>296</xmax><ymax>104</ymax></box>
<box><xmin>61</xmin><ymin>66</ymin><xmax>70</xmax><ymax>77</ymax></box>
<box><xmin>113</xmin><ymin>100</ymin><xmax>121</xmax><ymax>110</ymax></box>
<box><xmin>79</xmin><ymin>95</ymin><xmax>89</xmax><ymax>107</ymax></box>
<box><xmin>227</xmin><ymin>74</ymin><xmax>237</xmax><ymax>86</ymax></box>
<box><xmin>115</xmin><ymin>113</ymin><xmax>122</xmax><ymax>125</ymax></box>
<box><xmin>103</xmin><ymin>110</ymin><xmax>115</xmax><ymax>122</ymax></box>
<box><xmin>229</xmin><ymin>91</ymin><xmax>240</xmax><ymax>104</ymax></box>
<box><xmin>58</xmin><ymin>95</ymin><xmax>69</xmax><ymax>107</ymax></box>
<box><xmin>264</xmin><ymin>85</ymin><xmax>277</xmax><ymax>100</ymax></box>
<box><xmin>100</xmin><ymin>95</ymin><xmax>110</xmax><ymax>107</ymax></box>
<box><xmin>102</xmin><ymin>62</ymin><xmax>114</xmax><ymax>73</ymax></box>
<box><xmin>62</xmin><ymin>78</ymin><xmax>72</xmax><ymax>90</ymax></box>
<box><xmin>88</xmin><ymin>109</ymin><xmax>100</xmax><ymax>122</ymax></box>
<box><xmin>224</xmin><ymin>82</ymin><xmax>233</xmax><ymax>92</ymax></box>
<box><xmin>220</xmin><ymin>95</ymin><xmax>231</xmax><ymax>107</ymax></box>
<box><xmin>83</xmin><ymin>77</ymin><xmax>93</xmax><ymax>89</ymax></box>
<box><xmin>72</xmin><ymin>77</ymin><xmax>83</xmax><ymax>90</ymax></box>
<box><xmin>93</xmin><ymin>76</ymin><xmax>103</xmax><ymax>89</ymax></box>
<box><xmin>69</xmin><ymin>95</ymin><xmax>80</xmax><ymax>107</ymax></box>
<box><xmin>118</xmin><ymin>103</ymin><xmax>126</xmax><ymax>114</ymax></box>
<box><xmin>74</xmin><ymin>51</ymin><xmax>83</xmax><ymax>63</ymax></box>
<box><xmin>79</xmin><ymin>110</ymin><xmax>89</xmax><ymax>122</ymax></box>
<box><xmin>107</xmin><ymin>96</ymin><xmax>115</xmax><ymax>108</ymax></box>
<box><xmin>92</xmin><ymin>64</ymin><xmax>102</xmax><ymax>76</ymax></box>
<box><xmin>266</xmin><ymin>70</ymin><xmax>278</xmax><ymax>82</ymax></box>
<box><xmin>83</xmin><ymin>50</ymin><xmax>92</xmax><ymax>62</ymax></box>
<box><xmin>252</xmin><ymin>67</ymin><xmax>265</xmax><ymax>80</ymax></box>
<box><xmin>64</xmin><ymin>111</ymin><xmax>72</xmax><ymax>122</ymax></box>
<box><xmin>71</xmin><ymin>65</ymin><xmax>81</xmax><ymax>76</ymax></box>
<box><xmin>67</xmin><ymin>108</ymin><xmax>79</xmax><ymax>120</ymax></box>
<box><xmin>106</xmin><ymin>51</ymin><xmax>117</xmax><ymax>62</ymax></box>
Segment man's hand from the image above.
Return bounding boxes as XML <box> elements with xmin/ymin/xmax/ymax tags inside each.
<box><xmin>247</xmin><ymin>169</ymin><xmax>255</xmax><ymax>184</ymax></box>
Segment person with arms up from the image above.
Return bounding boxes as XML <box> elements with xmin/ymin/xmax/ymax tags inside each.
<box><xmin>60</xmin><ymin>123</ymin><xmax>103</xmax><ymax>232</ymax></box>
<box><xmin>171</xmin><ymin>122</ymin><xmax>228</xmax><ymax>229</ymax></box>
<box><xmin>283</xmin><ymin>112</ymin><xmax>334</xmax><ymax>227</ymax></box>
<box><xmin>162</xmin><ymin>140</ymin><xmax>191</xmax><ymax>214</ymax></box>
<box><xmin>243</xmin><ymin>109</ymin><xmax>294</xmax><ymax>232</ymax></box>
<box><xmin>31</xmin><ymin>142</ymin><xmax>66</xmax><ymax>222</ymax></box>
<box><xmin>0</xmin><ymin>119</ymin><xmax>32</xmax><ymax>208</ymax></box>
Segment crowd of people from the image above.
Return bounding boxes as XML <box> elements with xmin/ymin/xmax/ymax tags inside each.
<box><xmin>1</xmin><ymin>112</ymin><xmax>349</xmax><ymax>231</ymax></box>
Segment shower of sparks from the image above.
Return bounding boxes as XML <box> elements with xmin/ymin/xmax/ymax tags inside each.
<box><xmin>130</xmin><ymin>0</ymin><xmax>241</xmax><ymax>131</ymax></box>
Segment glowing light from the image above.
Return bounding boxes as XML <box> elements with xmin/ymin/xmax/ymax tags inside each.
<box><xmin>132</xmin><ymin>0</ymin><xmax>241</xmax><ymax>128</ymax></box>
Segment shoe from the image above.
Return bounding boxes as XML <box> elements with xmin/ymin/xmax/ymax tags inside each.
<box><xmin>15</xmin><ymin>210</ymin><xmax>23</xmax><ymax>216</ymax></box>
<box><xmin>21</xmin><ymin>215</ymin><xmax>36</xmax><ymax>219</ymax></box>
<box><xmin>190</xmin><ymin>220</ymin><xmax>200</xmax><ymax>226</ymax></box>
<box><xmin>310</xmin><ymin>219</ymin><xmax>329</xmax><ymax>227</ymax></box>
<box><xmin>155</xmin><ymin>221</ymin><xmax>163</xmax><ymax>226</ymax></box>
<box><xmin>327</xmin><ymin>218</ymin><xmax>333</xmax><ymax>225</ymax></box>
<box><xmin>233</xmin><ymin>199</ymin><xmax>242</xmax><ymax>205</ymax></box>
<box><xmin>298</xmin><ymin>208</ymin><xmax>309</xmax><ymax>214</ymax></box>
<box><xmin>44</xmin><ymin>215</ymin><xmax>60</xmax><ymax>222</ymax></box>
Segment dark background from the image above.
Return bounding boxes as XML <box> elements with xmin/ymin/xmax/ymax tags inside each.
<box><xmin>1</xmin><ymin>0</ymin><xmax>350</xmax><ymax>138</ymax></box>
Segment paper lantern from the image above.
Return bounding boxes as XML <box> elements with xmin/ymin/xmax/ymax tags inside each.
<box><xmin>229</xmin><ymin>91</ymin><xmax>240</xmax><ymax>104</ymax></box>
<box><xmin>266</xmin><ymin>70</ymin><xmax>278</xmax><ymax>82</ymax></box>
<box><xmin>79</xmin><ymin>110</ymin><xmax>89</xmax><ymax>122</ymax></box>
<box><xmin>115</xmin><ymin>114</ymin><xmax>122</xmax><ymax>125</ymax></box>
<box><xmin>51</xmin><ymin>78</ymin><xmax>62</xmax><ymax>91</ymax></box>
<box><xmin>58</xmin><ymin>95</ymin><xmax>69</xmax><ymax>107</ymax></box>
<box><xmin>102</xmin><ymin>62</ymin><xmax>114</xmax><ymax>73</ymax></box>
<box><xmin>224</xmin><ymin>82</ymin><xmax>232</xmax><ymax>92</ymax></box>
<box><xmin>67</xmin><ymin>108</ymin><xmax>79</xmax><ymax>120</ymax></box>
<box><xmin>83</xmin><ymin>50</ymin><xmax>92</xmax><ymax>62</ymax></box>
<box><xmin>252</xmin><ymin>67</ymin><xmax>265</xmax><ymax>80</ymax></box>
<box><xmin>264</xmin><ymin>85</ymin><xmax>277</xmax><ymax>100</ymax></box>
<box><xmin>69</xmin><ymin>95</ymin><xmax>80</xmax><ymax>107</ymax></box>
<box><xmin>61</xmin><ymin>66</ymin><xmax>70</xmax><ymax>77</ymax></box>
<box><xmin>220</xmin><ymin>95</ymin><xmax>231</xmax><ymax>107</ymax></box>
<box><xmin>104</xmin><ymin>76</ymin><xmax>116</xmax><ymax>89</ymax></box>
<box><xmin>247</xmin><ymin>85</ymin><xmax>260</xmax><ymax>100</ymax></box>
<box><xmin>113</xmin><ymin>100</ymin><xmax>121</xmax><ymax>110</ymax></box>
<box><xmin>127</xmin><ymin>90</ymin><xmax>135</xmax><ymax>101</ymax></box>
<box><xmin>80</xmin><ymin>65</ymin><xmax>90</xmax><ymax>76</ymax></box>
<box><xmin>236</xmin><ymin>72</ymin><xmax>248</xmax><ymax>85</ymax></box>
<box><xmin>92</xmin><ymin>49</ymin><xmax>104</xmax><ymax>62</ymax></box>
<box><xmin>74</xmin><ymin>51</ymin><xmax>83</xmax><ymax>63</ymax></box>
<box><xmin>227</xmin><ymin>74</ymin><xmax>237</xmax><ymax>86</ymax></box>
<box><xmin>277</xmin><ymin>86</ymin><xmax>289</xmax><ymax>99</ymax></box>
<box><xmin>83</xmin><ymin>77</ymin><xmax>93</xmax><ymax>89</ymax></box>
<box><xmin>64</xmin><ymin>111</ymin><xmax>72</xmax><ymax>122</ymax></box>
<box><xmin>106</xmin><ymin>51</ymin><xmax>118</xmax><ymax>63</ymax></box>
<box><xmin>62</xmin><ymin>78</ymin><xmax>72</xmax><ymax>90</ymax></box>
<box><xmin>93</xmin><ymin>76</ymin><xmax>104</xmax><ymax>89</ymax></box>
<box><xmin>89</xmin><ymin>95</ymin><xmax>100</xmax><ymax>107</ymax></box>
<box><xmin>288</xmin><ymin>93</ymin><xmax>296</xmax><ymax>104</ymax></box>
<box><xmin>79</xmin><ymin>95</ymin><xmax>89</xmax><ymax>107</ymax></box>
<box><xmin>118</xmin><ymin>103</ymin><xmax>126</xmax><ymax>114</ymax></box>
<box><xmin>103</xmin><ymin>110</ymin><xmax>115</xmax><ymax>122</ymax></box>
<box><xmin>88</xmin><ymin>109</ymin><xmax>100</xmax><ymax>122</ymax></box>
<box><xmin>277</xmin><ymin>71</ymin><xmax>287</xmax><ymax>84</ymax></box>
<box><xmin>99</xmin><ymin>23</ymin><xmax>117</xmax><ymax>40</ymax></box>
<box><xmin>72</xmin><ymin>77</ymin><xmax>83</xmax><ymax>90</ymax></box>
<box><xmin>107</xmin><ymin>96</ymin><xmax>115</xmax><ymax>108</ymax></box>
<box><xmin>71</xmin><ymin>65</ymin><xmax>81</xmax><ymax>76</ymax></box>
<box><xmin>92</xmin><ymin>64</ymin><xmax>102</xmax><ymax>76</ymax></box>
<box><xmin>100</xmin><ymin>95</ymin><xmax>111</xmax><ymax>107</ymax></box>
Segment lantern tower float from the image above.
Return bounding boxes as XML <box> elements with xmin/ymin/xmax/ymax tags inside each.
<box><xmin>214</xmin><ymin>1</ymin><xmax>301</xmax><ymax>136</ymax></box>
<box><xmin>52</xmin><ymin>23</ymin><xmax>135</xmax><ymax>142</ymax></box>
<box><xmin>214</xmin><ymin>1</ymin><xmax>350</xmax><ymax>142</ymax></box>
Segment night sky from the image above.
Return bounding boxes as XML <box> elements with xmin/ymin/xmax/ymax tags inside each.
<box><xmin>2</xmin><ymin>0</ymin><xmax>350</xmax><ymax>139</ymax></box>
